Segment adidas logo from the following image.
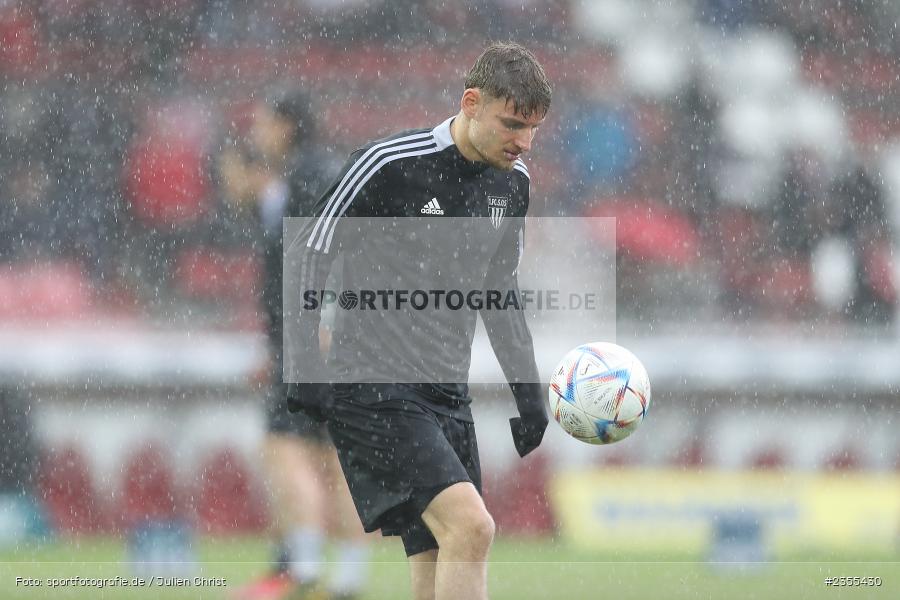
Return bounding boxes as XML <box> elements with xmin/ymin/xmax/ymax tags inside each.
<box><xmin>420</xmin><ymin>198</ymin><xmax>445</xmax><ymax>215</ymax></box>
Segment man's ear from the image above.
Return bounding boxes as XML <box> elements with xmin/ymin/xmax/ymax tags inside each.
<box><xmin>460</xmin><ymin>88</ymin><xmax>481</xmax><ymax>120</ymax></box>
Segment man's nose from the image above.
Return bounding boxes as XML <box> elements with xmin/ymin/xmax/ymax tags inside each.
<box><xmin>515</xmin><ymin>129</ymin><xmax>533</xmax><ymax>153</ymax></box>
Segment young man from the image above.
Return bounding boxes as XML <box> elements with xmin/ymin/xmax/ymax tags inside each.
<box><xmin>222</xmin><ymin>89</ymin><xmax>368</xmax><ymax>600</ymax></box>
<box><xmin>286</xmin><ymin>43</ymin><xmax>551</xmax><ymax>600</ymax></box>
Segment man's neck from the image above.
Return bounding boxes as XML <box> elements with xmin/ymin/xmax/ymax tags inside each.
<box><xmin>450</xmin><ymin>113</ymin><xmax>481</xmax><ymax>164</ymax></box>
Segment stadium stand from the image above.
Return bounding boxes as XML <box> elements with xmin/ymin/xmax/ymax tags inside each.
<box><xmin>0</xmin><ymin>0</ymin><xmax>898</xmax><ymax>539</ymax></box>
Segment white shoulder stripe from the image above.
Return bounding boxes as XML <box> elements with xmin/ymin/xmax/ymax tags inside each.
<box><xmin>513</xmin><ymin>163</ymin><xmax>530</xmax><ymax>179</ymax></box>
<box><xmin>321</xmin><ymin>145</ymin><xmax>443</xmax><ymax>252</ymax></box>
<box><xmin>309</xmin><ymin>131</ymin><xmax>433</xmax><ymax>247</ymax></box>
<box><xmin>309</xmin><ymin>133</ymin><xmax>435</xmax><ymax>250</ymax></box>
<box><xmin>514</xmin><ymin>158</ymin><xmax>529</xmax><ymax>173</ymax></box>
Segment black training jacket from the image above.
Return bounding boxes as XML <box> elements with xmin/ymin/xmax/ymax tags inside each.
<box><xmin>285</xmin><ymin>117</ymin><xmax>541</xmax><ymax>420</ymax></box>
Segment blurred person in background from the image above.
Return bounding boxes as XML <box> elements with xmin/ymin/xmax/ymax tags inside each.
<box><xmin>221</xmin><ymin>88</ymin><xmax>369</xmax><ymax>600</ymax></box>
<box><xmin>828</xmin><ymin>160</ymin><xmax>896</xmax><ymax>323</ymax></box>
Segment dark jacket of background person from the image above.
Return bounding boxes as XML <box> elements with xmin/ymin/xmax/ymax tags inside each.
<box><xmin>260</xmin><ymin>148</ymin><xmax>334</xmax><ymax>358</ymax></box>
<box><xmin>251</xmin><ymin>90</ymin><xmax>335</xmax><ymax>369</ymax></box>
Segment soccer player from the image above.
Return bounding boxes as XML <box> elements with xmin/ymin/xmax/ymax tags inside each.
<box><xmin>223</xmin><ymin>89</ymin><xmax>369</xmax><ymax>600</ymax></box>
<box><xmin>286</xmin><ymin>42</ymin><xmax>551</xmax><ymax>600</ymax></box>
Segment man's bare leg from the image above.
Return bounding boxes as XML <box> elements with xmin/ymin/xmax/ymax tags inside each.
<box><xmin>262</xmin><ymin>435</ymin><xmax>329</xmax><ymax>583</ymax></box>
<box><xmin>263</xmin><ymin>435</ymin><xmax>327</xmax><ymax>531</ymax></box>
<box><xmin>409</xmin><ymin>549</ymin><xmax>438</xmax><ymax>600</ymax></box>
<box><xmin>420</xmin><ymin>482</ymin><xmax>495</xmax><ymax>600</ymax></box>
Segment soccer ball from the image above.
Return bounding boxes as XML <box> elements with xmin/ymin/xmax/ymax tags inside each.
<box><xmin>548</xmin><ymin>342</ymin><xmax>651</xmax><ymax>445</ymax></box>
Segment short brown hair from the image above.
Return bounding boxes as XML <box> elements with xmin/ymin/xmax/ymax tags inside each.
<box><xmin>464</xmin><ymin>42</ymin><xmax>552</xmax><ymax>119</ymax></box>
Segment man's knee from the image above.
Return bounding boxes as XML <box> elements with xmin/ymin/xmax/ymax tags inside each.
<box><xmin>422</xmin><ymin>485</ymin><xmax>495</xmax><ymax>551</ymax></box>
<box><xmin>465</xmin><ymin>509</ymin><xmax>495</xmax><ymax>548</ymax></box>
<box><xmin>440</xmin><ymin>508</ymin><xmax>494</xmax><ymax>559</ymax></box>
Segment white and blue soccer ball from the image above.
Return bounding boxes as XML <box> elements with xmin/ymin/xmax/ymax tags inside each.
<box><xmin>548</xmin><ymin>342</ymin><xmax>651</xmax><ymax>445</ymax></box>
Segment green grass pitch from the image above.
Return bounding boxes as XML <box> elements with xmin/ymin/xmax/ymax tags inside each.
<box><xmin>1</xmin><ymin>535</ymin><xmax>897</xmax><ymax>599</ymax></box>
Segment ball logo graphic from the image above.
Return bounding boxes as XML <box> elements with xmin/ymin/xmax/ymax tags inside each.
<box><xmin>338</xmin><ymin>291</ymin><xmax>359</xmax><ymax>310</ymax></box>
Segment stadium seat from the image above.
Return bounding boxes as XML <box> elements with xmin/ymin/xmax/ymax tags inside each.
<box><xmin>801</xmin><ymin>50</ymin><xmax>842</xmax><ymax>89</ymax></box>
<box><xmin>26</xmin><ymin>263</ymin><xmax>93</xmax><ymax>319</ymax></box>
<box><xmin>673</xmin><ymin>439</ymin><xmax>705</xmax><ymax>468</ymax></box>
<box><xmin>0</xmin><ymin>263</ymin><xmax>92</xmax><ymax>321</ymax></box>
<box><xmin>124</xmin><ymin>102</ymin><xmax>211</xmax><ymax>228</ymax></box>
<box><xmin>823</xmin><ymin>447</ymin><xmax>861</xmax><ymax>471</ymax></box>
<box><xmin>36</xmin><ymin>445</ymin><xmax>107</xmax><ymax>534</ymax></box>
<box><xmin>0</xmin><ymin>7</ymin><xmax>40</xmax><ymax>72</ymax></box>
<box><xmin>588</xmin><ymin>200</ymin><xmax>700</xmax><ymax>267</ymax></box>
<box><xmin>173</xmin><ymin>247</ymin><xmax>261</xmax><ymax>303</ymax></box>
<box><xmin>862</xmin><ymin>240</ymin><xmax>897</xmax><ymax>304</ymax></box>
<box><xmin>119</xmin><ymin>444</ymin><xmax>179</xmax><ymax>529</ymax></box>
<box><xmin>597</xmin><ymin>449</ymin><xmax>633</xmax><ymax>467</ymax></box>
<box><xmin>486</xmin><ymin>454</ymin><xmax>554</xmax><ymax>535</ymax></box>
<box><xmin>760</xmin><ymin>257</ymin><xmax>813</xmax><ymax>316</ymax></box>
<box><xmin>750</xmin><ymin>448</ymin><xmax>786</xmax><ymax>470</ymax></box>
<box><xmin>194</xmin><ymin>448</ymin><xmax>268</xmax><ymax>534</ymax></box>
<box><xmin>125</xmin><ymin>140</ymin><xmax>209</xmax><ymax>226</ymax></box>
<box><xmin>323</xmin><ymin>98</ymin><xmax>432</xmax><ymax>143</ymax></box>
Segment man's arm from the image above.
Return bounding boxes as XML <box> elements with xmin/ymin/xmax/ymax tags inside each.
<box><xmin>480</xmin><ymin>219</ymin><xmax>548</xmax><ymax>457</ymax></box>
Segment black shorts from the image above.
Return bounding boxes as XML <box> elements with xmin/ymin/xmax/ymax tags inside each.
<box><xmin>326</xmin><ymin>384</ymin><xmax>482</xmax><ymax>557</ymax></box>
<box><xmin>266</xmin><ymin>381</ymin><xmax>332</xmax><ymax>443</ymax></box>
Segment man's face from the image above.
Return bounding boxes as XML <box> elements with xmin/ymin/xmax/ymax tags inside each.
<box><xmin>468</xmin><ymin>95</ymin><xmax>544</xmax><ymax>171</ymax></box>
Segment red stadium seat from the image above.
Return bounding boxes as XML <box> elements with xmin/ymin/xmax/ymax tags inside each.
<box><xmin>715</xmin><ymin>207</ymin><xmax>767</xmax><ymax>297</ymax></box>
<box><xmin>173</xmin><ymin>247</ymin><xmax>261</xmax><ymax>303</ymax></box>
<box><xmin>124</xmin><ymin>102</ymin><xmax>212</xmax><ymax>228</ymax></box>
<box><xmin>863</xmin><ymin>240</ymin><xmax>897</xmax><ymax>304</ymax></box>
<box><xmin>848</xmin><ymin>109</ymin><xmax>891</xmax><ymax>148</ymax></box>
<box><xmin>0</xmin><ymin>7</ymin><xmax>40</xmax><ymax>73</ymax></box>
<box><xmin>597</xmin><ymin>449</ymin><xmax>634</xmax><ymax>468</ymax></box>
<box><xmin>588</xmin><ymin>199</ymin><xmax>700</xmax><ymax>267</ymax></box>
<box><xmin>824</xmin><ymin>447</ymin><xmax>861</xmax><ymax>471</ymax></box>
<box><xmin>119</xmin><ymin>444</ymin><xmax>179</xmax><ymax>529</ymax></box>
<box><xmin>760</xmin><ymin>257</ymin><xmax>813</xmax><ymax>316</ymax></box>
<box><xmin>323</xmin><ymin>99</ymin><xmax>433</xmax><ymax>142</ymax></box>
<box><xmin>800</xmin><ymin>50</ymin><xmax>842</xmax><ymax>89</ymax></box>
<box><xmin>25</xmin><ymin>263</ymin><xmax>93</xmax><ymax>319</ymax></box>
<box><xmin>486</xmin><ymin>454</ymin><xmax>554</xmax><ymax>535</ymax></box>
<box><xmin>194</xmin><ymin>448</ymin><xmax>268</xmax><ymax>534</ymax></box>
<box><xmin>0</xmin><ymin>263</ymin><xmax>92</xmax><ymax>322</ymax></box>
<box><xmin>37</xmin><ymin>445</ymin><xmax>108</xmax><ymax>534</ymax></box>
<box><xmin>125</xmin><ymin>142</ymin><xmax>209</xmax><ymax>226</ymax></box>
<box><xmin>673</xmin><ymin>439</ymin><xmax>705</xmax><ymax>468</ymax></box>
<box><xmin>750</xmin><ymin>448</ymin><xmax>786</xmax><ymax>470</ymax></box>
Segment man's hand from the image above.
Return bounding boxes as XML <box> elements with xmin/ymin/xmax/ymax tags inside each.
<box><xmin>508</xmin><ymin>381</ymin><xmax>549</xmax><ymax>457</ymax></box>
<box><xmin>509</xmin><ymin>411</ymin><xmax>548</xmax><ymax>457</ymax></box>
<box><xmin>286</xmin><ymin>382</ymin><xmax>334</xmax><ymax>422</ymax></box>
